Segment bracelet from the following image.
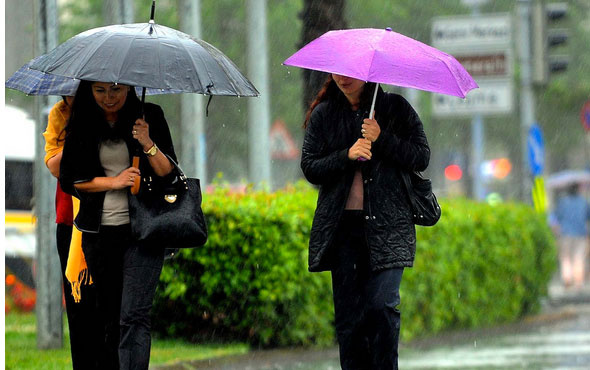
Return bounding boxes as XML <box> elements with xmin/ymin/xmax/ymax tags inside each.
<box><xmin>143</xmin><ymin>143</ymin><xmax>158</xmax><ymax>157</ymax></box>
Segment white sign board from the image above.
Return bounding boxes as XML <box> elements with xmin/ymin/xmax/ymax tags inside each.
<box><xmin>432</xmin><ymin>14</ymin><xmax>512</xmax><ymax>50</ymax></box>
<box><xmin>431</xmin><ymin>14</ymin><xmax>513</xmax><ymax>116</ymax></box>
<box><xmin>432</xmin><ymin>80</ymin><xmax>513</xmax><ymax>117</ymax></box>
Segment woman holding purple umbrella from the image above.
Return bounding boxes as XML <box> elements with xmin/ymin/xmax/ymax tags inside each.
<box><xmin>301</xmin><ymin>73</ymin><xmax>430</xmax><ymax>369</ymax></box>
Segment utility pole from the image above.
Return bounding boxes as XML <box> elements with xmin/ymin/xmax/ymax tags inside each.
<box><xmin>517</xmin><ymin>0</ymin><xmax>536</xmax><ymax>201</ymax></box>
<box><xmin>34</xmin><ymin>0</ymin><xmax>63</xmax><ymax>349</ymax></box>
<box><xmin>246</xmin><ymin>0</ymin><xmax>272</xmax><ymax>188</ymax></box>
<box><xmin>179</xmin><ymin>0</ymin><xmax>207</xmax><ymax>182</ymax></box>
<box><xmin>468</xmin><ymin>1</ymin><xmax>486</xmax><ymax>201</ymax></box>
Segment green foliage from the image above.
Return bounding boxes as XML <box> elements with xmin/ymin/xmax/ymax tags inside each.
<box><xmin>153</xmin><ymin>184</ymin><xmax>557</xmax><ymax>347</ymax></box>
<box><xmin>152</xmin><ymin>181</ymin><xmax>335</xmax><ymax>347</ymax></box>
<box><xmin>401</xmin><ymin>198</ymin><xmax>557</xmax><ymax>340</ymax></box>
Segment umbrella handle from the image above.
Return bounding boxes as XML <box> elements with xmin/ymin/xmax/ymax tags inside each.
<box><xmin>369</xmin><ymin>83</ymin><xmax>378</xmax><ymax>120</ymax></box>
<box><xmin>130</xmin><ymin>156</ymin><xmax>141</xmax><ymax>195</ymax></box>
<box><xmin>357</xmin><ymin>83</ymin><xmax>380</xmax><ymax>162</ymax></box>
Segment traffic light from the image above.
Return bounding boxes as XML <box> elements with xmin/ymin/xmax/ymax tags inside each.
<box><xmin>532</xmin><ymin>1</ymin><xmax>569</xmax><ymax>85</ymax></box>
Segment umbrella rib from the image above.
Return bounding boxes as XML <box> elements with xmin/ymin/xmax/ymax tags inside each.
<box><xmin>178</xmin><ymin>38</ymin><xmax>209</xmax><ymax>94</ymax></box>
<box><xmin>69</xmin><ymin>31</ymin><xmax>116</xmax><ymax>81</ymax></box>
<box><xmin>115</xmin><ymin>28</ymin><xmax>144</xmax><ymax>87</ymax></box>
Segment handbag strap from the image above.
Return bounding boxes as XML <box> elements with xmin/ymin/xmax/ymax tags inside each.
<box><xmin>163</xmin><ymin>153</ymin><xmax>188</xmax><ymax>181</ymax></box>
<box><xmin>400</xmin><ymin>171</ymin><xmax>418</xmax><ymax>213</ymax></box>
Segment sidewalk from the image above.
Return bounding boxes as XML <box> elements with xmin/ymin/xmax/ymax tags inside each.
<box><xmin>150</xmin><ymin>280</ymin><xmax>590</xmax><ymax>370</ymax></box>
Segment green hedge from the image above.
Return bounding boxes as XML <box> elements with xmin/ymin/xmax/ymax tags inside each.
<box><xmin>152</xmin><ymin>182</ymin><xmax>334</xmax><ymax>347</ymax></box>
<box><xmin>152</xmin><ymin>183</ymin><xmax>556</xmax><ymax>346</ymax></box>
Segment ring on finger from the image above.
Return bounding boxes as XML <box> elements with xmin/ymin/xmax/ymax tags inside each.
<box><xmin>361</xmin><ymin>128</ymin><xmax>366</xmax><ymax>133</ymax></box>
<box><xmin>132</xmin><ymin>130</ymin><xmax>137</xmax><ymax>135</ymax></box>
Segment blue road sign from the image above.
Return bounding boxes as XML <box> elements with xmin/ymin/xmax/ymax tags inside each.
<box><xmin>581</xmin><ymin>101</ymin><xmax>590</xmax><ymax>132</ymax></box>
<box><xmin>528</xmin><ymin>124</ymin><xmax>545</xmax><ymax>176</ymax></box>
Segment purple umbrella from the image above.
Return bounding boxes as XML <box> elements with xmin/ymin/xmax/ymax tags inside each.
<box><xmin>284</xmin><ymin>27</ymin><xmax>478</xmax><ymax>116</ymax></box>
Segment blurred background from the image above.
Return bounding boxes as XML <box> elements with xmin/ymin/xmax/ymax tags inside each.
<box><xmin>5</xmin><ymin>0</ymin><xmax>590</xmax><ymax>198</ymax></box>
<box><xmin>3</xmin><ymin>0</ymin><xmax>590</xmax><ymax>367</ymax></box>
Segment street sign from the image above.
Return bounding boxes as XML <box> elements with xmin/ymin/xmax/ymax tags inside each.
<box><xmin>270</xmin><ymin>120</ymin><xmax>299</xmax><ymax>160</ymax></box>
<box><xmin>581</xmin><ymin>100</ymin><xmax>590</xmax><ymax>132</ymax></box>
<box><xmin>431</xmin><ymin>14</ymin><xmax>512</xmax><ymax>50</ymax></box>
<box><xmin>432</xmin><ymin>79</ymin><xmax>513</xmax><ymax>117</ymax></box>
<box><xmin>528</xmin><ymin>124</ymin><xmax>545</xmax><ymax>176</ymax></box>
<box><xmin>455</xmin><ymin>52</ymin><xmax>510</xmax><ymax>78</ymax></box>
<box><xmin>431</xmin><ymin>14</ymin><xmax>513</xmax><ymax>117</ymax></box>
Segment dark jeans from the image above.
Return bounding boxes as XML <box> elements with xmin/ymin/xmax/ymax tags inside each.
<box><xmin>56</xmin><ymin>224</ymin><xmax>102</xmax><ymax>370</ymax></box>
<box><xmin>331</xmin><ymin>211</ymin><xmax>404</xmax><ymax>370</ymax></box>
<box><xmin>82</xmin><ymin>224</ymin><xmax>165</xmax><ymax>370</ymax></box>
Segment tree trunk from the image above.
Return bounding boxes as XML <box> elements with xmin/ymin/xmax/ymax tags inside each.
<box><xmin>299</xmin><ymin>0</ymin><xmax>347</xmax><ymax>110</ymax></box>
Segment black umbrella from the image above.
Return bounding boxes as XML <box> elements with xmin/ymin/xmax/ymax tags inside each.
<box><xmin>29</xmin><ymin>1</ymin><xmax>258</xmax><ymax>194</ymax></box>
<box><xmin>28</xmin><ymin>4</ymin><xmax>258</xmax><ymax>98</ymax></box>
<box><xmin>5</xmin><ymin>56</ymin><xmax>181</xmax><ymax>96</ymax></box>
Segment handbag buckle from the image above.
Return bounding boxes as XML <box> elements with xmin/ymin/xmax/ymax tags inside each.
<box><xmin>164</xmin><ymin>194</ymin><xmax>177</xmax><ymax>203</ymax></box>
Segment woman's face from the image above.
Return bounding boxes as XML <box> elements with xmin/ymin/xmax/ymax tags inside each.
<box><xmin>91</xmin><ymin>82</ymin><xmax>130</xmax><ymax>119</ymax></box>
<box><xmin>332</xmin><ymin>74</ymin><xmax>365</xmax><ymax>104</ymax></box>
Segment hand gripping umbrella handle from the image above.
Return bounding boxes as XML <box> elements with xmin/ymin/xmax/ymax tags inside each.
<box><xmin>358</xmin><ymin>83</ymin><xmax>379</xmax><ymax>162</ymax></box>
<box><xmin>131</xmin><ymin>87</ymin><xmax>148</xmax><ymax>196</ymax></box>
<box><xmin>131</xmin><ymin>156</ymin><xmax>141</xmax><ymax>195</ymax></box>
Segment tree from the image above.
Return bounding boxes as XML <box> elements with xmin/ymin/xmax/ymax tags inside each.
<box><xmin>299</xmin><ymin>0</ymin><xmax>347</xmax><ymax>110</ymax></box>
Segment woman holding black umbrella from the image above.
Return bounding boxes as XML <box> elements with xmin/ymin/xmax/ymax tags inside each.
<box><xmin>60</xmin><ymin>80</ymin><xmax>176</xmax><ymax>370</ymax></box>
<box><xmin>301</xmin><ymin>74</ymin><xmax>430</xmax><ymax>369</ymax></box>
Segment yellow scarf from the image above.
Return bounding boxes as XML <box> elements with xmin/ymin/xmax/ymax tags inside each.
<box><xmin>65</xmin><ymin>198</ymin><xmax>92</xmax><ymax>302</ymax></box>
<box><xmin>45</xmin><ymin>100</ymin><xmax>92</xmax><ymax>302</ymax></box>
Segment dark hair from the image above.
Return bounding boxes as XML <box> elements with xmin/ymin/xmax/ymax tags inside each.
<box><xmin>65</xmin><ymin>80</ymin><xmax>141</xmax><ymax>143</ymax></box>
<box><xmin>303</xmin><ymin>75</ymin><xmax>378</xmax><ymax>128</ymax></box>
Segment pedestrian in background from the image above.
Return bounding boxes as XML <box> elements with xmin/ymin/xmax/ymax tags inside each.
<box><xmin>44</xmin><ymin>96</ymin><xmax>102</xmax><ymax>369</ymax></box>
<box><xmin>301</xmin><ymin>74</ymin><xmax>430</xmax><ymax>369</ymax></box>
<box><xmin>554</xmin><ymin>183</ymin><xmax>590</xmax><ymax>289</ymax></box>
<box><xmin>59</xmin><ymin>80</ymin><xmax>177</xmax><ymax>370</ymax></box>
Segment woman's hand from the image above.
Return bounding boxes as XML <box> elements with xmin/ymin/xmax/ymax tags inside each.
<box><xmin>132</xmin><ymin>118</ymin><xmax>154</xmax><ymax>151</ymax></box>
<box><xmin>348</xmin><ymin>138</ymin><xmax>372</xmax><ymax>160</ymax></box>
<box><xmin>112</xmin><ymin>167</ymin><xmax>141</xmax><ymax>190</ymax></box>
<box><xmin>362</xmin><ymin>118</ymin><xmax>381</xmax><ymax>142</ymax></box>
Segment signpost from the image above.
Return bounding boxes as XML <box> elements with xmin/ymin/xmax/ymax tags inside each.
<box><xmin>528</xmin><ymin>124</ymin><xmax>547</xmax><ymax>213</ymax></box>
<box><xmin>581</xmin><ymin>100</ymin><xmax>590</xmax><ymax>132</ymax></box>
<box><xmin>431</xmin><ymin>13</ymin><xmax>513</xmax><ymax>116</ymax></box>
<box><xmin>431</xmin><ymin>13</ymin><xmax>513</xmax><ymax>201</ymax></box>
<box><xmin>270</xmin><ymin>120</ymin><xmax>299</xmax><ymax>160</ymax></box>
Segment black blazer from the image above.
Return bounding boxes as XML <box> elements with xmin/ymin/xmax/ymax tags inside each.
<box><xmin>60</xmin><ymin>103</ymin><xmax>177</xmax><ymax>233</ymax></box>
<box><xmin>301</xmin><ymin>91</ymin><xmax>430</xmax><ymax>272</ymax></box>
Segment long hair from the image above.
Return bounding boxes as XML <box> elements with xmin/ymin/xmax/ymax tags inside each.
<box><xmin>303</xmin><ymin>75</ymin><xmax>378</xmax><ymax>129</ymax></box>
<box><xmin>65</xmin><ymin>80</ymin><xmax>141</xmax><ymax>142</ymax></box>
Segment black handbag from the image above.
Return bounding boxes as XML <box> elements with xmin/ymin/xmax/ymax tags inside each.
<box><xmin>129</xmin><ymin>154</ymin><xmax>208</xmax><ymax>248</ymax></box>
<box><xmin>400</xmin><ymin>171</ymin><xmax>441</xmax><ymax>227</ymax></box>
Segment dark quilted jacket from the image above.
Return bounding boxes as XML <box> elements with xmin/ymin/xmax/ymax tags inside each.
<box><xmin>301</xmin><ymin>90</ymin><xmax>430</xmax><ymax>272</ymax></box>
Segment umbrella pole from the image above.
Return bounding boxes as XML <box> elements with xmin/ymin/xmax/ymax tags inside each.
<box><xmin>369</xmin><ymin>83</ymin><xmax>379</xmax><ymax>120</ymax></box>
<box><xmin>131</xmin><ymin>86</ymin><xmax>148</xmax><ymax>195</ymax></box>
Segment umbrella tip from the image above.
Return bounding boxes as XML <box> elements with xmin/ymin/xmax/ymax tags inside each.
<box><xmin>385</xmin><ymin>27</ymin><xmax>392</xmax><ymax>32</ymax></box>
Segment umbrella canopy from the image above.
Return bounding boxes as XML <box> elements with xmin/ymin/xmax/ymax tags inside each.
<box><xmin>29</xmin><ymin>22</ymin><xmax>259</xmax><ymax>97</ymax></box>
<box><xmin>6</xmin><ymin>57</ymin><xmax>180</xmax><ymax>96</ymax></box>
<box><xmin>283</xmin><ymin>27</ymin><xmax>477</xmax><ymax>98</ymax></box>
<box><xmin>546</xmin><ymin>170</ymin><xmax>590</xmax><ymax>189</ymax></box>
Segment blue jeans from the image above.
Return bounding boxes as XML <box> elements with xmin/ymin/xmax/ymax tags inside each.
<box><xmin>331</xmin><ymin>211</ymin><xmax>404</xmax><ymax>370</ymax></box>
<box><xmin>82</xmin><ymin>224</ymin><xmax>165</xmax><ymax>370</ymax></box>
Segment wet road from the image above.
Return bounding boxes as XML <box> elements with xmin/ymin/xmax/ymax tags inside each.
<box><xmin>153</xmin><ymin>286</ymin><xmax>590</xmax><ymax>369</ymax></box>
